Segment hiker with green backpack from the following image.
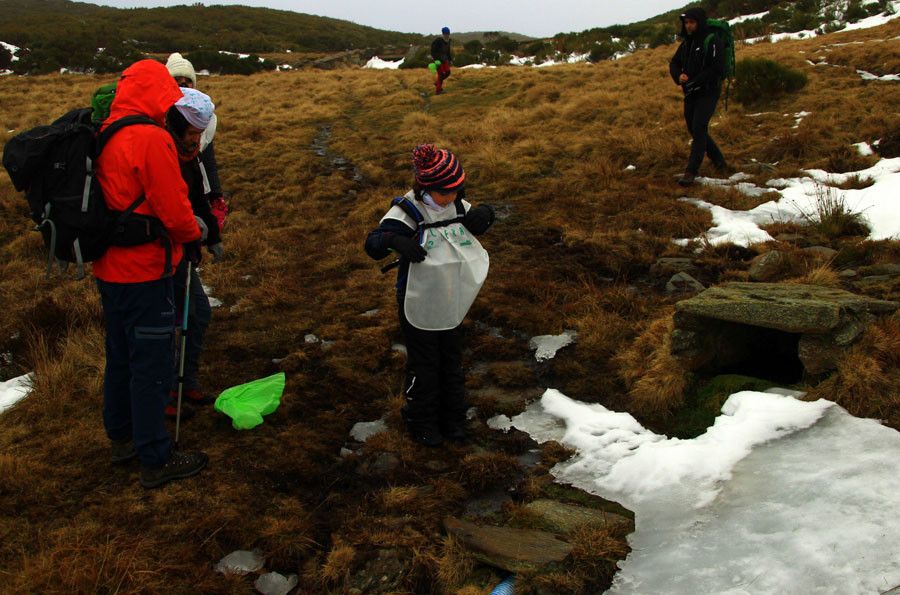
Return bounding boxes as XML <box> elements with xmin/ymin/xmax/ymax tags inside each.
<box><xmin>669</xmin><ymin>7</ymin><xmax>733</xmax><ymax>186</ymax></box>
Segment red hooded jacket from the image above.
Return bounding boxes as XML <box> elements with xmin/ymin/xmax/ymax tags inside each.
<box><xmin>93</xmin><ymin>59</ymin><xmax>200</xmax><ymax>283</ymax></box>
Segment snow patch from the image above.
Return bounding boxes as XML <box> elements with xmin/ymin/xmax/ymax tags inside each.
<box><xmin>745</xmin><ymin>29</ymin><xmax>819</xmax><ymax>44</ymax></box>
<box><xmin>679</xmin><ymin>157</ymin><xmax>900</xmax><ymax>246</ymax></box>
<box><xmin>853</xmin><ymin>141</ymin><xmax>874</xmax><ymax>156</ymax></box>
<box><xmin>202</xmin><ymin>284</ymin><xmax>222</xmax><ymax>308</ymax></box>
<box><xmin>0</xmin><ymin>373</ymin><xmax>32</xmax><ymax>415</ymax></box>
<box><xmin>858</xmin><ymin>69</ymin><xmax>900</xmax><ymax>81</ymax></box>
<box><xmin>503</xmin><ymin>389</ymin><xmax>900</xmax><ymax>594</ymax></box>
<box><xmin>0</xmin><ymin>41</ymin><xmax>20</xmax><ymax>61</ymax></box>
<box><xmin>529</xmin><ymin>330</ymin><xmax>578</xmax><ymax>362</ymax></box>
<box><xmin>728</xmin><ymin>10</ymin><xmax>770</xmax><ymax>25</ymax></box>
<box><xmin>842</xmin><ymin>2</ymin><xmax>900</xmax><ymax>31</ymax></box>
<box><xmin>363</xmin><ymin>56</ymin><xmax>403</xmax><ymax>69</ymax></box>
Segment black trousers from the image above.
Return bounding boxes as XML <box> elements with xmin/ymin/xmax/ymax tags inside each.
<box><xmin>398</xmin><ymin>304</ymin><xmax>467</xmax><ymax>430</ymax></box>
<box><xmin>684</xmin><ymin>90</ymin><xmax>725</xmax><ymax>174</ymax></box>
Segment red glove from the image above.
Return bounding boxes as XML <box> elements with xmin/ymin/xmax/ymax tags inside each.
<box><xmin>209</xmin><ymin>195</ymin><xmax>229</xmax><ymax>231</ymax></box>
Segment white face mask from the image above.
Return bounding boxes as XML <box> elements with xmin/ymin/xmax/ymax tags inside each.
<box><xmin>422</xmin><ymin>192</ymin><xmax>452</xmax><ymax>212</ymax></box>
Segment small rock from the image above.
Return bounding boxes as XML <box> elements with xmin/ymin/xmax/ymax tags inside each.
<box><xmin>465</xmin><ymin>490</ymin><xmax>514</xmax><ymax>518</ymax></box>
<box><xmin>349</xmin><ymin>419</ymin><xmax>388</xmax><ymax>442</ymax></box>
<box><xmin>838</xmin><ymin>269</ymin><xmax>857</xmax><ymax>278</ymax></box>
<box><xmin>340</xmin><ymin>447</ymin><xmax>354</xmax><ymax>458</ymax></box>
<box><xmin>215</xmin><ymin>549</ymin><xmax>265</xmax><ymax>575</ymax></box>
<box><xmin>803</xmin><ymin>246</ymin><xmax>838</xmax><ymax>261</ymax></box>
<box><xmin>748</xmin><ymin>250</ymin><xmax>786</xmax><ymax>282</ymax></box>
<box><xmin>304</xmin><ymin>334</ymin><xmax>319</xmax><ymax>344</ymax></box>
<box><xmin>391</xmin><ymin>343</ymin><xmax>407</xmax><ymax>355</ymax></box>
<box><xmin>665</xmin><ymin>272</ymin><xmax>705</xmax><ymax>294</ymax></box>
<box><xmin>254</xmin><ymin>571</ymin><xmax>299</xmax><ymax>595</ymax></box>
<box><xmin>650</xmin><ymin>257</ymin><xmax>696</xmax><ymax>277</ymax></box>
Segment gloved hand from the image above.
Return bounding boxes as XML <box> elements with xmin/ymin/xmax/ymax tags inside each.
<box><xmin>195</xmin><ymin>216</ymin><xmax>209</xmax><ymax>242</ymax></box>
<box><xmin>390</xmin><ymin>234</ymin><xmax>427</xmax><ymax>263</ymax></box>
<box><xmin>208</xmin><ymin>242</ymin><xmax>224</xmax><ymax>263</ymax></box>
<box><xmin>208</xmin><ymin>194</ymin><xmax>228</xmax><ymax>231</ymax></box>
<box><xmin>184</xmin><ymin>241</ymin><xmax>203</xmax><ymax>265</ymax></box>
<box><xmin>462</xmin><ymin>204</ymin><xmax>495</xmax><ymax>235</ymax></box>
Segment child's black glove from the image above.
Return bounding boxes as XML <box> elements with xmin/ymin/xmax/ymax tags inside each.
<box><xmin>390</xmin><ymin>234</ymin><xmax>427</xmax><ymax>263</ymax></box>
<box><xmin>462</xmin><ymin>204</ymin><xmax>495</xmax><ymax>235</ymax></box>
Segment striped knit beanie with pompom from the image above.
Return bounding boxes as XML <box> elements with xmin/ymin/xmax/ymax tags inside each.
<box><xmin>412</xmin><ymin>144</ymin><xmax>465</xmax><ymax>192</ymax></box>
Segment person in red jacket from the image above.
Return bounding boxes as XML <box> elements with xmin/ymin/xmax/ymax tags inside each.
<box><xmin>94</xmin><ymin>59</ymin><xmax>208</xmax><ymax>489</ymax></box>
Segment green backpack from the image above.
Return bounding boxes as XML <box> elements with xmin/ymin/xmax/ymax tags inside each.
<box><xmin>704</xmin><ymin>18</ymin><xmax>736</xmax><ymax>107</ymax></box>
<box><xmin>90</xmin><ymin>82</ymin><xmax>117</xmax><ymax>123</ymax></box>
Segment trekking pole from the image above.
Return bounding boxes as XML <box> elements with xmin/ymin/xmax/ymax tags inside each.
<box><xmin>175</xmin><ymin>260</ymin><xmax>193</xmax><ymax>445</ymax></box>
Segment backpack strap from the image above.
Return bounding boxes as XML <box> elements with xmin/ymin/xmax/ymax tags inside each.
<box><xmin>96</xmin><ymin>115</ymin><xmax>160</xmax><ymax>153</ymax></box>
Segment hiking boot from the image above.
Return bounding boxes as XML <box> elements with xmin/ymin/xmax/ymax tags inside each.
<box><xmin>713</xmin><ymin>158</ymin><xmax>729</xmax><ymax>172</ymax></box>
<box><xmin>139</xmin><ymin>450</ymin><xmax>208</xmax><ymax>489</ymax></box>
<box><xmin>110</xmin><ymin>438</ymin><xmax>136</xmax><ymax>464</ymax></box>
<box><xmin>408</xmin><ymin>424</ymin><xmax>444</xmax><ymax>447</ymax></box>
<box><xmin>164</xmin><ymin>398</ymin><xmax>195</xmax><ymax>421</ymax></box>
<box><xmin>677</xmin><ymin>171</ymin><xmax>696</xmax><ymax>187</ymax></box>
<box><xmin>171</xmin><ymin>388</ymin><xmax>215</xmax><ymax>406</ymax></box>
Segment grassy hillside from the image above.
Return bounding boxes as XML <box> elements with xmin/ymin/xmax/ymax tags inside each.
<box><xmin>553</xmin><ymin>0</ymin><xmax>898</xmax><ymax>54</ymax></box>
<box><xmin>0</xmin><ymin>17</ymin><xmax>898</xmax><ymax>594</ymax></box>
<box><xmin>0</xmin><ymin>0</ymin><xmax>425</xmax><ymax>73</ymax></box>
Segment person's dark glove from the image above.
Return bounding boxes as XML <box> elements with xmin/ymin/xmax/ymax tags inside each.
<box><xmin>462</xmin><ymin>204</ymin><xmax>495</xmax><ymax>235</ymax></box>
<box><xmin>390</xmin><ymin>234</ymin><xmax>427</xmax><ymax>263</ymax></box>
<box><xmin>208</xmin><ymin>242</ymin><xmax>224</xmax><ymax>263</ymax></box>
<box><xmin>184</xmin><ymin>241</ymin><xmax>203</xmax><ymax>265</ymax></box>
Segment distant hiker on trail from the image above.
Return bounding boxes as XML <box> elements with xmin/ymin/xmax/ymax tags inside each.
<box><xmin>669</xmin><ymin>7</ymin><xmax>728</xmax><ymax>187</ymax></box>
<box><xmin>430</xmin><ymin>26</ymin><xmax>453</xmax><ymax>94</ymax></box>
<box><xmin>365</xmin><ymin>145</ymin><xmax>495</xmax><ymax>447</ymax></box>
<box><xmin>164</xmin><ymin>87</ymin><xmax>222</xmax><ymax>421</ymax></box>
<box><xmin>94</xmin><ymin>59</ymin><xmax>208</xmax><ymax>488</ymax></box>
<box><xmin>166</xmin><ymin>53</ymin><xmax>229</xmax><ymax>229</ymax></box>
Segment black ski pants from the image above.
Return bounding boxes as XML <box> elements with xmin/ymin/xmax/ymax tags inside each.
<box><xmin>684</xmin><ymin>90</ymin><xmax>725</xmax><ymax>175</ymax></box>
<box><xmin>398</xmin><ymin>304</ymin><xmax>467</xmax><ymax>431</ymax></box>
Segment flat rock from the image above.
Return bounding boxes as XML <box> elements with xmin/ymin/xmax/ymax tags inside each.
<box><xmin>675</xmin><ymin>283</ymin><xmax>898</xmax><ymax>334</ymax></box>
<box><xmin>858</xmin><ymin>263</ymin><xmax>900</xmax><ymax>277</ymax></box>
<box><xmin>255</xmin><ymin>572</ymin><xmax>298</xmax><ymax>595</ymax></box>
<box><xmin>524</xmin><ymin>499</ymin><xmax>632</xmax><ymax>534</ymax></box>
<box><xmin>444</xmin><ymin>516</ymin><xmax>572</xmax><ymax>573</ymax></box>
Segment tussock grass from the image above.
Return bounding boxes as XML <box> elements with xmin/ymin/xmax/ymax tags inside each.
<box><xmin>0</xmin><ymin>18</ymin><xmax>898</xmax><ymax>591</ymax></box>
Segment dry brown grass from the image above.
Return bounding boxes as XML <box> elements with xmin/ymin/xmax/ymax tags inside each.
<box><xmin>615</xmin><ymin>310</ymin><xmax>689</xmax><ymax>417</ymax></box>
<box><xmin>808</xmin><ymin>314</ymin><xmax>900</xmax><ymax>427</ymax></box>
<box><xmin>0</xmin><ymin>17</ymin><xmax>898</xmax><ymax>592</ymax></box>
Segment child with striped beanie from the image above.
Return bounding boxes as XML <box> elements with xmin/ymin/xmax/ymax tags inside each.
<box><xmin>365</xmin><ymin>145</ymin><xmax>495</xmax><ymax>447</ymax></box>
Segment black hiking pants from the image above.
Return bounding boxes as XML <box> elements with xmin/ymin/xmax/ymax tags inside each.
<box><xmin>684</xmin><ymin>89</ymin><xmax>725</xmax><ymax>175</ymax></box>
<box><xmin>97</xmin><ymin>277</ymin><xmax>175</xmax><ymax>467</ymax></box>
<box><xmin>398</xmin><ymin>304</ymin><xmax>467</xmax><ymax>432</ymax></box>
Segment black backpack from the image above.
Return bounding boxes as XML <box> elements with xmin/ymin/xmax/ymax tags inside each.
<box><xmin>3</xmin><ymin>108</ymin><xmax>170</xmax><ymax>279</ymax></box>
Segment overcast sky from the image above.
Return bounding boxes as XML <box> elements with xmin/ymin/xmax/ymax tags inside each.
<box><xmin>89</xmin><ymin>1</ymin><xmax>691</xmax><ymax>38</ymax></box>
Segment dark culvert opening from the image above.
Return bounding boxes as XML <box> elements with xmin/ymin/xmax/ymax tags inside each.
<box><xmin>702</xmin><ymin>322</ymin><xmax>805</xmax><ymax>385</ymax></box>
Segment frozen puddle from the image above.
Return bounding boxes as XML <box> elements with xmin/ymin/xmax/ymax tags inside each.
<box><xmin>503</xmin><ymin>389</ymin><xmax>900</xmax><ymax>594</ymax></box>
<box><xmin>678</xmin><ymin>157</ymin><xmax>900</xmax><ymax>246</ymax></box>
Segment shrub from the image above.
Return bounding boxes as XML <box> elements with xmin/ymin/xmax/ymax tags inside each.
<box><xmin>399</xmin><ymin>46</ymin><xmax>431</xmax><ymax>69</ymax></box>
<box><xmin>797</xmin><ymin>185</ymin><xmax>871</xmax><ymax>239</ymax></box>
<box><xmin>733</xmin><ymin>58</ymin><xmax>808</xmax><ymax>106</ymax></box>
<box><xmin>0</xmin><ymin>46</ymin><xmax>11</xmax><ymax>70</ymax></box>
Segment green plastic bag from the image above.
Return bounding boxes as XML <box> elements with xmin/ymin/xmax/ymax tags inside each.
<box><xmin>428</xmin><ymin>61</ymin><xmax>439</xmax><ymax>73</ymax></box>
<box><xmin>214</xmin><ymin>372</ymin><xmax>285</xmax><ymax>430</ymax></box>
